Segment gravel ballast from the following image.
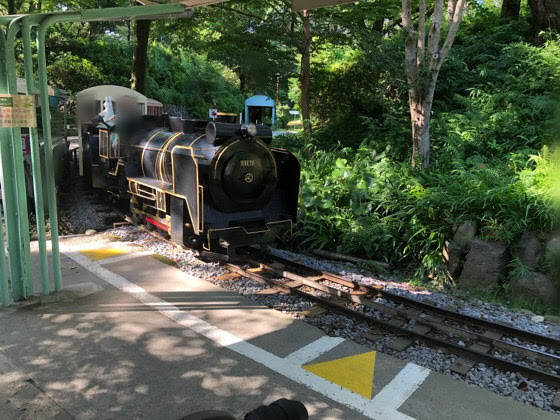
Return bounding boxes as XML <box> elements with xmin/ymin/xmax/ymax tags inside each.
<box><xmin>104</xmin><ymin>225</ymin><xmax>560</xmax><ymax>414</ymax></box>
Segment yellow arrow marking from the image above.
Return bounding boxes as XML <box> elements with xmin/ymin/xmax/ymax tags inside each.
<box><xmin>303</xmin><ymin>351</ymin><xmax>376</xmax><ymax>399</ymax></box>
<box><xmin>80</xmin><ymin>247</ymin><xmax>129</xmax><ymax>261</ymax></box>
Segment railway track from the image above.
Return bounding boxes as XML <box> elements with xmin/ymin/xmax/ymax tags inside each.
<box><xmin>117</xmin><ymin>221</ymin><xmax>560</xmax><ymax>389</ymax></box>
<box><xmin>226</xmin><ymin>248</ymin><xmax>560</xmax><ymax>389</ymax></box>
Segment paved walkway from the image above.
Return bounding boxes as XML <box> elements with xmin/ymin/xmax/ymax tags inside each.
<box><xmin>0</xmin><ymin>234</ymin><xmax>558</xmax><ymax>419</ymax></box>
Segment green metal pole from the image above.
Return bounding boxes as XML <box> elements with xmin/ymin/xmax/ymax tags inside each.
<box><xmin>0</xmin><ymin>204</ymin><xmax>9</xmax><ymax>306</ymax></box>
<box><xmin>0</xmin><ymin>29</ymin><xmax>24</xmax><ymax>300</ymax></box>
<box><xmin>34</xmin><ymin>4</ymin><xmax>187</xmax><ymax>292</ymax></box>
<box><xmin>36</xmin><ymin>14</ymin><xmax>79</xmax><ymax>292</ymax></box>
<box><xmin>22</xmin><ymin>17</ymin><xmax>49</xmax><ymax>296</ymax></box>
<box><xmin>6</xmin><ymin>18</ymin><xmax>33</xmax><ymax>298</ymax></box>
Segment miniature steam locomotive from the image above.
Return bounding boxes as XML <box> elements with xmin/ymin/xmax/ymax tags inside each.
<box><xmin>81</xmin><ymin>105</ymin><xmax>300</xmax><ymax>257</ymax></box>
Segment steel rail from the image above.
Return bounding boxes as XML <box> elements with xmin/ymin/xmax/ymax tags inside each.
<box><xmin>112</xmin><ymin>220</ymin><xmax>560</xmax><ymax>385</ymax></box>
<box><xmin>254</xmin><ymin>250</ymin><xmax>560</xmax><ymax>350</ymax></box>
<box><xmin>227</xmin><ymin>260</ymin><xmax>560</xmax><ymax>388</ymax></box>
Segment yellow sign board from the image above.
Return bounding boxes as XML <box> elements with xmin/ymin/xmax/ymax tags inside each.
<box><xmin>292</xmin><ymin>0</ymin><xmax>357</xmax><ymax>11</ymax></box>
<box><xmin>0</xmin><ymin>94</ymin><xmax>37</xmax><ymax>128</ymax></box>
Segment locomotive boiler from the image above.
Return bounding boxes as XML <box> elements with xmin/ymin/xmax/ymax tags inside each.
<box><xmin>82</xmin><ymin>108</ymin><xmax>300</xmax><ymax>257</ymax></box>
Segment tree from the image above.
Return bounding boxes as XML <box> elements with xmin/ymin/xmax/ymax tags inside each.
<box><xmin>501</xmin><ymin>0</ymin><xmax>521</xmax><ymax>20</ymax></box>
<box><xmin>131</xmin><ymin>19</ymin><xmax>151</xmax><ymax>94</ymax></box>
<box><xmin>529</xmin><ymin>0</ymin><xmax>560</xmax><ymax>41</ymax></box>
<box><xmin>402</xmin><ymin>0</ymin><xmax>466</xmax><ymax>168</ymax></box>
<box><xmin>299</xmin><ymin>9</ymin><xmax>312</xmax><ymax>138</ymax></box>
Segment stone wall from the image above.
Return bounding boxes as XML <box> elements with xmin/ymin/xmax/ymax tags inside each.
<box><xmin>444</xmin><ymin>222</ymin><xmax>559</xmax><ymax>308</ymax></box>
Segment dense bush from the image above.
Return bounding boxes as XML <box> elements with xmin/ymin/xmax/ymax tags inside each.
<box><xmin>146</xmin><ymin>44</ymin><xmax>243</xmax><ymax>118</ymax></box>
<box><xmin>274</xmin><ymin>136</ymin><xmax>560</xmax><ymax>279</ymax></box>
<box><xmin>47</xmin><ymin>53</ymin><xmax>105</xmax><ymax>93</ymax></box>
<box><xmin>45</xmin><ymin>29</ymin><xmax>243</xmax><ymax>117</ymax></box>
<box><xmin>283</xmin><ymin>9</ymin><xmax>560</xmax><ymax>281</ymax></box>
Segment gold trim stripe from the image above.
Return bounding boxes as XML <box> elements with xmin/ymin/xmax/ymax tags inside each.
<box><xmin>141</xmin><ymin>130</ymin><xmax>164</xmax><ymax>177</ymax></box>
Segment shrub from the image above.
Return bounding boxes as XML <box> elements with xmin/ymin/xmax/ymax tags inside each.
<box><xmin>277</xmin><ymin>133</ymin><xmax>560</xmax><ymax>280</ymax></box>
<box><xmin>47</xmin><ymin>53</ymin><xmax>104</xmax><ymax>93</ymax></box>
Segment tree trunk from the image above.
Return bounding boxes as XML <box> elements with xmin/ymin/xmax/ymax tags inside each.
<box><xmin>402</xmin><ymin>0</ymin><xmax>465</xmax><ymax>169</ymax></box>
<box><xmin>7</xmin><ymin>0</ymin><xmax>15</xmax><ymax>14</ymax></box>
<box><xmin>501</xmin><ymin>0</ymin><xmax>521</xmax><ymax>19</ymax></box>
<box><xmin>131</xmin><ymin>19</ymin><xmax>151</xmax><ymax>95</ymax></box>
<box><xmin>447</xmin><ymin>0</ymin><xmax>457</xmax><ymax>20</ymax></box>
<box><xmin>529</xmin><ymin>0</ymin><xmax>560</xmax><ymax>42</ymax></box>
<box><xmin>300</xmin><ymin>9</ymin><xmax>312</xmax><ymax>140</ymax></box>
<box><xmin>409</xmin><ymin>92</ymin><xmax>434</xmax><ymax>168</ymax></box>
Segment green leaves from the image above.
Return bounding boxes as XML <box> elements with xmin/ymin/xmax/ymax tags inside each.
<box><xmin>288</xmin><ymin>130</ymin><xmax>560</xmax><ymax>281</ymax></box>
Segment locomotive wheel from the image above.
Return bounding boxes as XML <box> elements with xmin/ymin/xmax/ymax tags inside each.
<box><xmin>186</xmin><ymin>235</ymin><xmax>202</xmax><ymax>250</ymax></box>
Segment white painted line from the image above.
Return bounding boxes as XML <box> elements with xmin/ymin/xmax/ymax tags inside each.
<box><xmin>98</xmin><ymin>250</ymin><xmax>154</xmax><ymax>265</ymax></box>
<box><xmin>285</xmin><ymin>336</ymin><xmax>345</xmax><ymax>365</ymax></box>
<box><xmin>371</xmin><ymin>363</ymin><xmax>431</xmax><ymax>410</ymax></box>
<box><xmin>62</xmin><ymin>247</ymin><xmax>430</xmax><ymax>419</ymax></box>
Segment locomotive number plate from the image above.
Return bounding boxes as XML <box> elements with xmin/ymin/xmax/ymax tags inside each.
<box><xmin>240</xmin><ymin>160</ymin><xmax>255</xmax><ymax>167</ymax></box>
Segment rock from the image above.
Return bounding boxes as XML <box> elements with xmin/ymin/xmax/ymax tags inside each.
<box><xmin>510</xmin><ymin>271</ymin><xmax>559</xmax><ymax>307</ymax></box>
<box><xmin>85</xmin><ymin>229</ymin><xmax>97</xmax><ymax>236</ymax></box>
<box><xmin>458</xmin><ymin>239</ymin><xmax>507</xmax><ymax>291</ymax></box>
<box><xmin>443</xmin><ymin>240</ymin><xmax>464</xmax><ymax>279</ymax></box>
<box><xmin>518</xmin><ymin>309</ymin><xmax>535</xmax><ymax>317</ymax></box>
<box><xmin>515</xmin><ymin>231</ymin><xmax>542</xmax><ymax>269</ymax></box>
<box><xmin>531</xmin><ymin>315</ymin><xmax>545</xmax><ymax>323</ymax></box>
<box><xmin>545</xmin><ymin>235</ymin><xmax>560</xmax><ymax>262</ymax></box>
<box><xmin>453</xmin><ymin>221</ymin><xmax>478</xmax><ymax>250</ymax></box>
<box><xmin>544</xmin><ymin>315</ymin><xmax>560</xmax><ymax>324</ymax></box>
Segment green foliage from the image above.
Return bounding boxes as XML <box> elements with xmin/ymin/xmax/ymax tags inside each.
<box><xmin>47</xmin><ymin>53</ymin><xmax>104</xmax><ymax>93</ymax></box>
<box><xmin>146</xmin><ymin>44</ymin><xmax>243</xmax><ymax>118</ymax></box>
<box><xmin>46</xmin><ymin>28</ymin><xmax>133</xmax><ymax>89</ymax></box>
<box><xmin>282</xmin><ymin>116</ymin><xmax>560</xmax><ymax>276</ymax></box>
<box><xmin>44</xmin><ymin>29</ymin><xmax>243</xmax><ymax>116</ymax></box>
<box><xmin>283</xmin><ymin>137</ymin><xmax>560</xmax><ymax>278</ymax></box>
<box><xmin>309</xmin><ymin>38</ymin><xmax>408</xmax><ymax>152</ymax></box>
<box><xmin>20</xmin><ymin>0</ymin><xmax>560</xmax><ymax>299</ymax></box>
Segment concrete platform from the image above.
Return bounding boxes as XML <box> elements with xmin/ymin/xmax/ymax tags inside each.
<box><xmin>0</xmin><ymin>234</ymin><xmax>557</xmax><ymax>419</ymax></box>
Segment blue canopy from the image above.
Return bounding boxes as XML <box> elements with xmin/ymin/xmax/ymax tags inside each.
<box><xmin>244</xmin><ymin>94</ymin><xmax>275</xmax><ymax>125</ymax></box>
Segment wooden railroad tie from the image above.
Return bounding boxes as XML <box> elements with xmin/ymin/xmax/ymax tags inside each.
<box><xmin>468</xmin><ymin>342</ymin><xmax>492</xmax><ymax>354</ymax></box>
<box><xmin>450</xmin><ymin>357</ymin><xmax>475</xmax><ymax>376</ymax></box>
<box><xmin>302</xmin><ymin>304</ymin><xmax>327</xmax><ymax>318</ymax></box>
<box><xmin>388</xmin><ymin>337</ymin><xmax>414</xmax><ymax>352</ymax></box>
<box><xmin>552</xmin><ymin>393</ymin><xmax>560</xmax><ymax>411</ymax></box>
<box><xmin>216</xmin><ymin>272</ymin><xmax>242</xmax><ymax>282</ymax></box>
<box><xmin>482</xmin><ymin>330</ymin><xmax>503</xmax><ymax>341</ymax></box>
<box><xmin>256</xmin><ymin>287</ymin><xmax>286</xmax><ymax>295</ymax></box>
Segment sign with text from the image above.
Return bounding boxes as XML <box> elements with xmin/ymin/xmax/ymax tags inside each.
<box><xmin>0</xmin><ymin>94</ymin><xmax>37</xmax><ymax>128</ymax></box>
<box><xmin>292</xmin><ymin>0</ymin><xmax>357</xmax><ymax>11</ymax></box>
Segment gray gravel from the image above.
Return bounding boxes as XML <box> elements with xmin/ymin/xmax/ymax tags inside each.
<box><xmin>268</xmin><ymin>248</ymin><xmax>560</xmax><ymax>339</ymax></box>
<box><xmin>102</xmin><ymin>225</ymin><xmax>560</xmax><ymax>414</ymax></box>
<box><xmin>57</xmin><ymin>173</ymin><xmax>123</xmax><ymax>234</ymax></box>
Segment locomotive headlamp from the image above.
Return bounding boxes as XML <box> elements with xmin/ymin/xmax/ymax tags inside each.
<box><xmin>242</xmin><ymin>123</ymin><xmax>258</xmax><ymax>137</ymax></box>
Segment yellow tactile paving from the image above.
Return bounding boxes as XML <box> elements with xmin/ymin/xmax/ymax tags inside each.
<box><xmin>303</xmin><ymin>351</ymin><xmax>376</xmax><ymax>399</ymax></box>
<box><xmin>79</xmin><ymin>247</ymin><xmax>129</xmax><ymax>261</ymax></box>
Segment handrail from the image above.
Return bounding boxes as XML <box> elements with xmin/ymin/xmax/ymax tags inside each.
<box><xmin>0</xmin><ymin>3</ymin><xmax>188</xmax><ymax>303</ymax></box>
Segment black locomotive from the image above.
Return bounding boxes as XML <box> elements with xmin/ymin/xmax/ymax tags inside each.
<box><xmin>82</xmin><ymin>111</ymin><xmax>300</xmax><ymax>257</ymax></box>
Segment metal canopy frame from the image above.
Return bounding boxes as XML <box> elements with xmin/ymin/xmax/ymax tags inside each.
<box><xmin>0</xmin><ymin>3</ymin><xmax>189</xmax><ymax>305</ymax></box>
